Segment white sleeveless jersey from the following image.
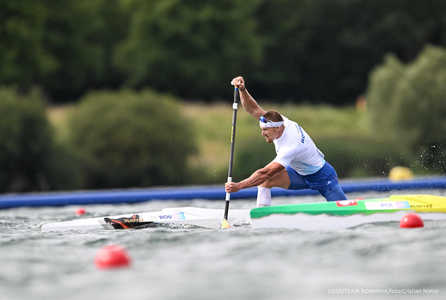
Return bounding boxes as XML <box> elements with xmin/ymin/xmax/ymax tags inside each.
<box><xmin>273</xmin><ymin>116</ymin><xmax>325</xmax><ymax>175</ymax></box>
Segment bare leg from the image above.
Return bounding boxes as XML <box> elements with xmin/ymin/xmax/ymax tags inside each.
<box><xmin>260</xmin><ymin>168</ymin><xmax>290</xmax><ymax>189</ymax></box>
<box><xmin>256</xmin><ymin>169</ymin><xmax>290</xmax><ymax>207</ymax></box>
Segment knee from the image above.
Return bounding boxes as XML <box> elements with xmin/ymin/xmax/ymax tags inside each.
<box><xmin>322</xmin><ymin>184</ymin><xmax>347</xmax><ymax>201</ymax></box>
<box><xmin>259</xmin><ymin>180</ymin><xmax>273</xmax><ymax>189</ymax></box>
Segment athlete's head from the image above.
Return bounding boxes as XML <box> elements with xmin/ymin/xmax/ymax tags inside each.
<box><xmin>259</xmin><ymin>111</ymin><xmax>284</xmax><ymax>143</ymax></box>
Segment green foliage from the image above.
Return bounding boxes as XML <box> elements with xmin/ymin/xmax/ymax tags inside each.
<box><xmin>115</xmin><ymin>0</ymin><xmax>263</xmax><ymax>99</ymax></box>
<box><xmin>393</xmin><ymin>46</ymin><xmax>446</xmax><ymax>172</ymax></box>
<box><xmin>68</xmin><ymin>90</ymin><xmax>197</xmax><ymax>188</ymax></box>
<box><xmin>41</xmin><ymin>0</ymin><xmax>128</xmax><ymax>100</ymax></box>
<box><xmin>253</xmin><ymin>0</ymin><xmax>446</xmax><ymax>103</ymax></box>
<box><xmin>232</xmin><ymin>135</ymin><xmax>275</xmax><ymax>181</ymax></box>
<box><xmin>0</xmin><ymin>87</ymin><xmax>81</xmax><ymax>192</ymax></box>
<box><xmin>0</xmin><ymin>0</ymin><xmax>127</xmax><ymax>101</ymax></box>
<box><xmin>3</xmin><ymin>0</ymin><xmax>446</xmax><ymax>103</ymax></box>
<box><xmin>393</xmin><ymin>46</ymin><xmax>446</xmax><ymax>148</ymax></box>
<box><xmin>366</xmin><ymin>54</ymin><xmax>405</xmax><ymax>138</ymax></box>
<box><xmin>367</xmin><ymin>45</ymin><xmax>446</xmax><ymax>173</ymax></box>
<box><xmin>0</xmin><ymin>1</ymin><xmax>56</xmax><ymax>87</ymax></box>
<box><xmin>317</xmin><ymin>135</ymin><xmax>411</xmax><ymax>178</ymax></box>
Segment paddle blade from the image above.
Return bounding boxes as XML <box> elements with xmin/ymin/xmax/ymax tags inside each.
<box><xmin>221</xmin><ymin>218</ymin><xmax>231</xmax><ymax>229</ymax></box>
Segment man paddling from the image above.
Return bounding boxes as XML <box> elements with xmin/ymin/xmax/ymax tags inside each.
<box><xmin>225</xmin><ymin>76</ymin><xmax>347</xmax><ymax>207</ymax></box>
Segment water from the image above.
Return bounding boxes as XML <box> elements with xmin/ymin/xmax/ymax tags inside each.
<box><xmin>1</xmin><ymin>191</ymin><xmax>445</xmax><ymax>300</ymax></box>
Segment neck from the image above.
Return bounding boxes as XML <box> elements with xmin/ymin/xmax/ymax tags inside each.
<box><xmin>275</xmin><ymin>126</ymin><xmax>285</xmax><ymax>140</ymax></box>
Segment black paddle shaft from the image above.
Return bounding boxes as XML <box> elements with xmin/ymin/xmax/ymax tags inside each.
<box><xmin>224</xmin><ymin>87</ymin><xmax>239</xmax><ymax>220</ymax></box>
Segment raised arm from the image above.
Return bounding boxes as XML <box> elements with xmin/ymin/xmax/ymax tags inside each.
<box><xmin>231</xmin><ymin>76</ymin><xmax>266</xmax><ymax>119</ymax></box>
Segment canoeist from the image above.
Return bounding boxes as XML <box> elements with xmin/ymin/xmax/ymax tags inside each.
<box><xmin>225</xmin><ymin>76</ymin><xmax>347</xmax><ymax>207</ymax></box>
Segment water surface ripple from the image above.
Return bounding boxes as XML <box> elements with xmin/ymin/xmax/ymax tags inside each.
<box><xmin>1</xmin><ymin>191</ymin><xmax>445</xmax><ymax>300</ymax></box>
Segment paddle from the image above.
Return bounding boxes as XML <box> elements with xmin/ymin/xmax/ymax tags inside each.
<box><xmin>221</xmin><ymin>87</ymin><xmax>239</xmax><ymax>229</ymax></box>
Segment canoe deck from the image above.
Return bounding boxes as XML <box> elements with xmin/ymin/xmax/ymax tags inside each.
<box><xmin>250</xmin><ymin>194</ymin><xmax>446</xmax><ymax>230</ymax></box>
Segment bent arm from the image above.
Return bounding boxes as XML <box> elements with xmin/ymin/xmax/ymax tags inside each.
<box><xmin>238</xmin><ymin>162</ymin><xmax>284</xmax><ymax>189</ymax></box>
<box><xmin>239</xmin><ymin>89</ymin><xmax>266</xmax><ymax>119</ymax></box>
<box><xmin>231</xmin><ymin>76</ymin><xmax>266</xmax><ymax>119</ymax></box>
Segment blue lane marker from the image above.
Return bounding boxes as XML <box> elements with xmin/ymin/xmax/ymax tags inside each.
<box><xmin>1</xmin><ymin>177</ymin><xmax>446</xmax><ymax>209</ymax></box>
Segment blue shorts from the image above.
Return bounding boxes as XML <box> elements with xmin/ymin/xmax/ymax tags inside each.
<box><xmin>286</xmin><ymin>162</ymin><xmax>347</xmax><ymax>202</ymax></box>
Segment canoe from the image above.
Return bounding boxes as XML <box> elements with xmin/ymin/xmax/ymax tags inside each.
<box><xmin>40</xmin><ymin>194</ymin><xmax>446</xmax><ymax>232</ymax></box>
<box><xmin>250</xmin><ymin>194</ymin><xmax>446</xmax><ymax>230</ymax></box>
<box><xmin>40</xmin><ymin>207</ymin><xmax>250</xmax><ymax>232</ymax></box>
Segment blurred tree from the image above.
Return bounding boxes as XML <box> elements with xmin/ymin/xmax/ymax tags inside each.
<box><xmin>2</xmin><ymin>0</ymin><xmax>446</xmax><ymax>103</ymax></box>
<box><xmin>0</xmin><ymin>1</ymin><xmax>56</xmax><ymax>90</ymax></box>
<box><xmin>254</xmin><ymin>0</ymin><xmax>446</xmax><ymax>103</ymax></box>
<box><xmin>115</xmin><ymin>0</ymin><xmax>263</xmax><ymax>100</ymax></box>
<box><xmin>41</xmin><ymin>0</ymin><xmax>128</xmax><ymax>101</ymax></box>
<box><xmin>365</xmin><ymin>54</ymin><xmax>405</xmax><ymax>138</ymax></box>
<box><xmin>366</xmin><ymin>45</ymin><xmax>446</xmax><ymax>173</ymax></box>
<box><xmin>392</xmin><ymin>45</ymin><xmax>446</xmax><ymax>172</ymax></box>
<box><xmin>68</xmin><ymin>90</ymin><xmax>197</xmax><ymax>188</ymax></box>
<box><xmin>0</xmin><ymin>0</ymin><xmax>127</xmax><ymax>102</ymax></box>
<box><xmin>0</xmin><ymin>87</ymin><xmax>81</xmax><ymax>192</ymax></box>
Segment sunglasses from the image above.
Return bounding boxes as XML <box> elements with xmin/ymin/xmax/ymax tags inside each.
<box><xmin>259</xmin><ymin>116</ymin><xmax>269</xmax><ymax>123</ymax></box>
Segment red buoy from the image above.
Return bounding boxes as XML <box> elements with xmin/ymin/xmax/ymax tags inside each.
<box><xmin>95</xmin><ymin>245</ymin><xmax>131</xmax><ymax>269</ymax></box>
<box><xmin>76</xmin><ymin>208</ymin><xmax>86</xmax><ymax>216</ymax></box>
<box><xmin>400</xmin><ymin>213</ymin><xmax>424</xmax><ymax>228</ymax></box>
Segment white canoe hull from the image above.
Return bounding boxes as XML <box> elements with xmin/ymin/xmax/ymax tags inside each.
<box><xmin>40</xmin><ymin>207</ymin><xmax>251</xmax><ymax>232</ymax></box>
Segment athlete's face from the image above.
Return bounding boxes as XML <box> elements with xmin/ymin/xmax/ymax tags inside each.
<box><xmin>261</xmin><ymin>127</ymin><xmax>282</xmax><ymax>143</ymax></box>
